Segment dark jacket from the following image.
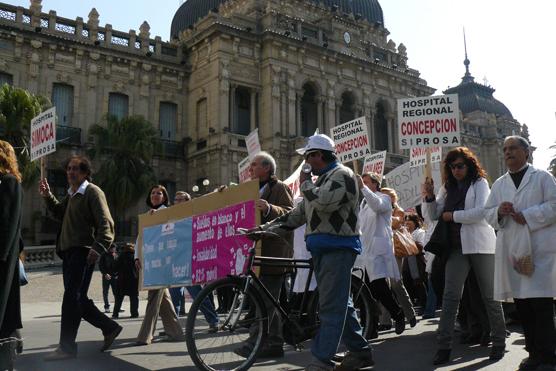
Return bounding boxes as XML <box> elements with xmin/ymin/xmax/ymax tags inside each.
<box><xmin>260</xmin><ymin>176</ymin><xmax>294</xmax><ymax>275</ymax></box>
<box><xmin>114</xmin><ymin>248</ymin><xmax>138</xmax><ymax>296</ymax></box>
<box><xmin>99</xmin><ymin>251</ymin><xmax>117</xmax><ymax>276</ymax></box>
<box><xmin>0</xmin><ymin>174</ymin><xmax>23</xmax><ymax>337</ymax></box>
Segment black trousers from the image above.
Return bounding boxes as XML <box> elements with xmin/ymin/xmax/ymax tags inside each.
<box><xmin>368</xmin><ymin>278</ymin><xmax>403</xmax><ymax>320</ymax></box>
<box><xmin>514</xmin><ymin>297</ymin><xmax>556</xmax><ymax>364</ymax></box>
<box><xmin>113</xmin><ymin>293</ymin><xmax>139</xmax><ymax>317</ymax></box>
<box><xmin>101</xmin><ymin>276</ymin><xmax>116</xmax><ymax>309</ymax></box>
<box><xmin>60</xmin><ymin>247</ymin><xmax>119</xmax><ymax>354</ymax></box>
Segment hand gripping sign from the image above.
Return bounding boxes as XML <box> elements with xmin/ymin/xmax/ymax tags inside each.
<box><xmin>397</xmin><ymin>94</ymin><xmax>460</xmax><ymax>149</ymax></box>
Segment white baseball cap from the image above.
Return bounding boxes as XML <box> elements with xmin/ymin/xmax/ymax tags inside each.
<box><xmin>296</xmin><ymin>134</ymin><xmax>336</xmax><ymax>155</ymax></box>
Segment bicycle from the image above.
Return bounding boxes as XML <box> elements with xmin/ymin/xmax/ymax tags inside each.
<box><xmin>185</xmin><ymin>230</ymin><xmax>374</xmax><ymax>371</ymax></box>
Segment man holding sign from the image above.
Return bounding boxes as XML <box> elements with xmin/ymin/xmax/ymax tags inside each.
<box><xmin>249</xmin><ymin>134</ymin><xmax>373</xmax><ymax>370</ymax></box>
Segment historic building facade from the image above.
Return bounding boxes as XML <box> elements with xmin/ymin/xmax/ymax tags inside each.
<box><xmin>0</xmin><ymin>0</ymin><xmax>527</xmax><ymax>245</ymax></box>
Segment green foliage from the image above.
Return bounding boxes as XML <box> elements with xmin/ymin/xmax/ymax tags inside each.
<box><xmin>88</xmin><ymin>114</ymin><xmax>160</xmax><ymax>219</ymax></box>
<box><xmin>0</xmin><ymin>84</ymin><xmax>51</xmax><ymax>187</ymax></box>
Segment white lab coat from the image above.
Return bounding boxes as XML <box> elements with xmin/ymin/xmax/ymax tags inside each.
<box><xmin>292</xmin><ymin>197</ymin><xmax>317</xmax><ymax>293</ymax></box>
<box><xmin>355</xmin><ymin>187</ymin><xmax>400</xmax><ymax>282</ymax></box>
<box><xmin>422</xmin><ymin>177</ymin><xmax>496</xmax><ymax>255</ymax></box>
<box><xmin>485</xmin><ymin>165</ymin><xmax>556</xmax><ymax>301</ymax></box>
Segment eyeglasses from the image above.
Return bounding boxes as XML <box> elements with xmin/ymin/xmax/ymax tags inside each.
<box><xmin>449</xmin><ymin>163</ymin><xmax>466</xmax><ymax>170</ymax></box>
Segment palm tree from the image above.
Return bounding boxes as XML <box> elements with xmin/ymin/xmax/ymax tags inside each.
<box><xmin>88</xmin><ymin>114</ymin><xmax>160</xmax><ymax>235</ymax></box>
<box><xmin>0</xmin><ymin>84</ymin><xmax>51</xmax><ymax>187</ymax></box>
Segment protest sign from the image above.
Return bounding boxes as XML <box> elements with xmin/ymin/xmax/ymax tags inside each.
<box><xmin>191</xmin><ymin>200</ymin><xmax>255</xmax><ymax>284</ymax></box>
<box><xmin>384</xmin><ymin>161</ymin><xmax>442</xmax><ymax>210</ymax></box>
<box><xmin>238</xmin><ymin>156</ymin><xmax>251</xmax><ymax>183</ymax></box>
<box><xmin>409</xmin><ymin>146</ymin><xmax>442</xmax><ymax>168</ymax></box>
<box><xmin>137</xmin><ymin>180</ymin><xmax>259</xmax><ymax>289</ymax></box>
<box><xmin>30</xmin><ymin>107</ymin><xmax>56</xmax><ymax>162</ymax></box>
<box><xmin>142</xmin><ymin>218</ymin><xmax>193</xmax><ymax>287</ymax></box>
<box><xmin>362</xmin><ymin>151</ymin><xmax>387</xmax><ymax>180</ymax></box>
<box><xmin>284</xmin><ymin>161</ymin><xmax>304</xmax><ymax>199</ymax></box>
<box><xmin>397</xmin><ymin>94</ymin><xmax>460</xmax><ymax>149</ymax></box>
<box><xmin>330</xmin><ymin>116</ymin><xmax>371</xmax><ymax>164</ymax></box>
<box><xmin>246</xmin><ymin>128</ymin><xmax>261</xmax><ymax>160</ymax></box>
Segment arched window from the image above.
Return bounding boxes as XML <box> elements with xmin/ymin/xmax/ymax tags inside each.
<box><xmin>52</xmin><ymin>83</ymin><xmax>74</xmax><ymax>126</ymax></box>
<box><xmin>0</xmin><ymin>72</ymin><xmax>13</xmax><ymax>86</ymax></box>
<box><xmin>108</xmin><ymin>93</ymin><xmax>129</xmax><ymax>120</ymax></box>
<box><xmin>159</xmin><ymin>102</ymin><xmax>177</xmax><ymax>140</ymax></box>
<box><xmin>233</xmin><ymin>87</ymin><xmax>251</xmax><ymax>135</ymax></box>
<box><xmin>340</xmin><ymin>91</ymin><xmax>356</xmax><ymax>124</ymax></box>
<box><xmin>301</xmin><ymin>83</ymin><xmax>318</xmax><ymax>137</ymax></box>
<box><xmin>374</xmin><ymin>101</ymin><xmax>389</xmax><ymax>150</ymax></box>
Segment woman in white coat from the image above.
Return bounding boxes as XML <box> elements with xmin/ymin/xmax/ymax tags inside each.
<box><xmin>356</xmin><ymin>173</ymin><xmax>405</xmax><ymax>335</ymax></box>
<box><xmin>422</xmin><ymin>147</ymin><xmax>506</xmax><ymax>365</ymax></box>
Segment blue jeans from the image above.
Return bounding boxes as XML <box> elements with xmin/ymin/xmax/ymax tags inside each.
<box><xmin>169</xmin><ymin>287</ymin><xmax>185</xmax><ymax>313</ymax></box>
<box><xmin>186</xmin><ymin>285</ymin><xmax>218</xmax><ymax>325</ymax></box>
<box><xmin>311</xmin><ymin>249</ymin><xmax>370</xmax><ymax>365</ymax></box>
<box><xmin>423</xmin><ymin>275</ymin><xmax>437</xmax><ymax>317</ymax></box>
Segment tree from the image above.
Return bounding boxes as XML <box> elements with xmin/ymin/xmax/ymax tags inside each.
<box><xmin>88</xmin><ymin>114</ymin><xmax>160</xmax><ymax>233</ymax></box>
<box><xmin>0</xmin><ymin>84</ymin><xmax>51</xmax><ymax>187</ymax></box>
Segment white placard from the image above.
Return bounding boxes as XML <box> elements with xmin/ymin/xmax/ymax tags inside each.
<box><xmin>238</xmin><ymin>156</ymin><xmax>251</xmax><ymax>183</ymax></box>
<box><xmin>397</xmin><ymin>94</ymin><xmax>460</xmax><ymax>149</ymax></box>
<box><xmin>383</xmin><ymin>161</ymin><xmax>442</xmax><ymax>210</ymax></box>
<box><xmin>362</xmin><ymin>151</ymin><xmax>387</xmax><ymax>181</ymax></box>
<box><xmin>283</xmin><ymin>162</ymin><xmax>304</xmax><ymax>199</ymax></box>
<box><xmin>30</xmin><ymin>107</ymin><xmax>56</xmax><ymax>161</ymax></box>
<box><xmin>246</xmin><ymin>128</ymin><xmax>261</xmax><ymax>160</ymax></box>
<box><xmin>330</xmin><ymin>116</ymin><xmax>371</xmax><ymax>163</ymax></box>
<box><xmin>409</xmin><ymin>146</ymin><xmax>442</xmax><ymax>168</ymax></box>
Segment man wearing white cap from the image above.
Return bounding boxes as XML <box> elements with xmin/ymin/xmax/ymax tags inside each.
<box><xmin>256</xmin><ymin>134</ymin><xmax>373</xmax><ymax>370</ymax></box>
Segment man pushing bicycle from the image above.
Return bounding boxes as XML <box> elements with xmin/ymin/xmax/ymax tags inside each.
<box><xmin>248</xmin><ymin>134</ymin><xmax>374</xmax><ymax>371</ymax></box>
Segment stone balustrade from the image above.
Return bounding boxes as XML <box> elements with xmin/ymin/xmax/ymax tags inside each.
<box><xmin>0</xmin><ymin>1</ymin><xmax>180</xmax><ymax>61</ymax></box>
<box><xmin>22</xmin><ymin>245</ymin><xmax>61</xmax><ymax>269</ymax></box>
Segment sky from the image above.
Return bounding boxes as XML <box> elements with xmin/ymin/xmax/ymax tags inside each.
<box><xmin>7</xmin><ymin>0</ymin><xmax>556</xmax><ymax>170</ymax></box>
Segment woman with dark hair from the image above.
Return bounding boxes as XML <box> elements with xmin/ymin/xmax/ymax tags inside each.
<box><xmin>0</xmin><ymin>140</ymin><xmax>23</xmax><ymax>367</ymax></box>
<box><xmin>134</xmin><ymin>185</ymin><xmax>183</xmax><ymax>345</ymax></box>
<box><xmin>422</xmin><ymin>147</ymin><xmax>506</xmax><ymax>365</ymax></box>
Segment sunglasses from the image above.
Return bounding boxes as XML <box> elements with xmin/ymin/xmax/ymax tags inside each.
<box><xmin>449</xmin><ymin>163</ymin><xmax>466</xmax><ymax>170</ymax></box>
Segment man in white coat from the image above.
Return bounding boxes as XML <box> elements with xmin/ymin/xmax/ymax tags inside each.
<box><xmin>485</xmin><ymin>135</ymin><xmax>556</xmax><ymax>371</ymax></box>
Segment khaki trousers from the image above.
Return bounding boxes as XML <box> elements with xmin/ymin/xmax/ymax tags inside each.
<box><xmin>137</xmin><ymin>288</ymin><xmax>183</xmax><ymax>344</ymax></box>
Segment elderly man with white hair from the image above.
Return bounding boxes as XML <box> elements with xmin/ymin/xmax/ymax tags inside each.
<box><xmin>484</xmin><ymin>135</ymin><xmax>556</xmax><ymax>371</ymax></box>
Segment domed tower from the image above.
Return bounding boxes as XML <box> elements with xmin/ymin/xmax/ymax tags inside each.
<box><xmin>443</xmin><ymin>35</ymin><xmax>530</xmax><ymax>179</ymax></box>
<box><xmin>174</xmin><ymin>0</ymin><xmax>434</xmax><ymax>187</ymax></box>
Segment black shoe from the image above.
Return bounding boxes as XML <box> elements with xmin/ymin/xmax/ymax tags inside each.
<box><xmin>130</xmin><ymin>314</ymin><xmax>139</xmax><ymax>318</ymax></box>
<box><xmin>409</xmin><ymin>317</ymin><xmax>417</xmax><ymax>328</ymax></box>
<box><xmin>377</xmin><ymin>324</ymin><xmax>392</xmax><ymax>332</ymax></box>
<box><xmin>489</xmin><ymin>345</ymin><xmax>505</xmax><ymax>361</ymax></box>
<box><xmin>433</xmin><ymin>349</ymin><xmax>451</xmax><ymax>365</ymax></box>
<box><xmin>394</xmin><ymin>317</ymin><xmax>405</xmax><ymax>335</ymax></box>
<box><xmin>101</xmin><ymin>325</ymin><xmax>123</xmax><ymax>352</ymax></box>
<box><xmin>257</xmin><ymin>344</ymin><xmax>284</xmax><ymax>358</ymax></box>
<box><xmin>518</xmin><ymin>357</ymin><xmax>541</xmax><ymax>371</ymax></box>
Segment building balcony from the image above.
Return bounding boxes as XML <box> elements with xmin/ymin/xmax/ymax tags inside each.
<box><xmin>56</xmin><ymin>125</ymin><xmax>81</xmax><ymax>146</ymax></box>
<box><xmin>156</xmin><ymin>138</ymin><xmax>184</xmax><ymax>159</ymax></box>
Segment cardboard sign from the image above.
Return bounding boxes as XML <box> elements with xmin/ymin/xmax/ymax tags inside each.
<box><xmin>30</xmin><ymin>107</ymin><xmax>56</xmax><ymax>161</ymax></box>
<box><xmin>246</xmin><ymin>128</ymin><xmax>261</xmax><ymax>160</ymax></box>
<box><xmin>383</xmin><ymin>161</ymin><xmax>442</xmax><ymax>210</ymax></box>
<box><xmin>137</xmin><ymin>180</ymin><xmax>260</xmax><ymax>289</ymax></box>
<box><xmin>191</xmin><ymin>201</ymin><xmax>255</xmax><ymax>284</ymax></box>
<box><xmin>330</xmin><ymin>116</ymin><xmax>371</xmax><ymax>163</ymax></box>
<box><xmin>238</xmin><ymin>156</ymin><xmax>251</xmax><ymax>183</ymax></box>
<box><xmin>362</xmin><ymin>151</ymin><xmax>387</xmax><ymax>180</ymax></box>
<box><xmin>409</xmin><ymin>146</ymin><xmax>442</xmax><ymax>168</ymax></box>
<box><xmin>397</xmin><ymin>94</ymin><xmax>460</xmax><ymax>149</ymax></box>
<box><xmin>142</xmin><ymin>217</ymin><xmax>193</xmax><ymax>287</ymax></box>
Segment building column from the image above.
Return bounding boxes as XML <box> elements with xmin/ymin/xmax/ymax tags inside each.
<box><xmin>250</xmin><ymin>89</ymin><xmax>257</xmax><ymax>131</ymax></box>
<box><xmin>229</xmin><ymin>84</ymin><xmax>236</xmax><ymax>132</ymax></box>
<box><xmin>317</xmin><ymin>96</ymin><xmax>325</xmax><ymax>134</ymax></box>
<box><xmin>296</xmin><ymin>90</ymin><xmax>303</xmax><ymax>136</ymax></box>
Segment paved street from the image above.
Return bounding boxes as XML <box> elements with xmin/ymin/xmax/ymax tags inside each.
<box><xmin>12</xmin><ymin>268</ymin><xmax>531</xmax><ymax>370</ymax></box>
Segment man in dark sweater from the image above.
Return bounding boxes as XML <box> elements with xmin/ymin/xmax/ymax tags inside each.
<box><xmin>39</xmin><ymin>155</ymin><xmax>122</xmax><ymax>360</ymax></box>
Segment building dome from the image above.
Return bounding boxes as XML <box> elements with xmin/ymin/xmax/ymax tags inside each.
<box><xmin>171</xmin><ymin>0</ymin><xmax>384</xmax><ymax>39</ymax></box>
<box><xmin>444</xmin><ymin>57</ymin><xmax>513</xmax><ymax>119</ymax></box>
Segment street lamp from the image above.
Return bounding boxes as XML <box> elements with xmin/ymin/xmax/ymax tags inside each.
<box><xmin>192</xmin><ymin>178</ymin><xmax>211</xmax><ymax>195</ymax></box>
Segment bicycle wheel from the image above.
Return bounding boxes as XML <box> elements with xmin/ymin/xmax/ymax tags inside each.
<box><xmin>305</xmin><ymin>278</ymin><xmax>373</xmax><ymax>339</ymax></box>
<box><xmin>351</xmin><ymin>277</ymin><xmax>373</xmax><ymax>339</ymax></box>
<box><xmin>185</xmin><ymin>276</ymin><xmax>268</xmax><ymax>371</ymax></box>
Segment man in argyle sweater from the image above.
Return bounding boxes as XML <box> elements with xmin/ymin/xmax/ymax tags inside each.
<box><xmin>259</xmin><ymin>134</ymin><xmax>373</xmax><ymax>371</ymax></box>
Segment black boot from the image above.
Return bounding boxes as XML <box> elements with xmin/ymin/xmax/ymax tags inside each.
<box><xmin>433</xmin><ymin>349</ymin><xmax>451</xmax><ymax>365</ymax></box>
